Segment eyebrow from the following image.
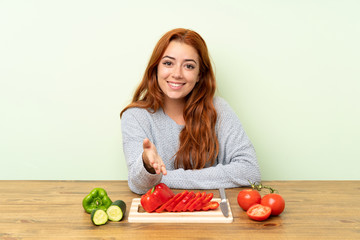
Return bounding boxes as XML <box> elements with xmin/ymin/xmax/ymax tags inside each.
<box><xmin>162</xmin><ymin>55</ymin><xmax>197</xmax><ymax>65</ymax></box>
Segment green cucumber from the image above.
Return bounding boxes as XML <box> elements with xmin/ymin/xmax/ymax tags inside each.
<box><xmin>91</xmin><ymin>209</ymin><xmax>108</xmax><ymax>225</ymax></box>
<box><xmin>106</xmin><ymin>200</ymin><xmax>126</xmax><ymax>221</ymax></box>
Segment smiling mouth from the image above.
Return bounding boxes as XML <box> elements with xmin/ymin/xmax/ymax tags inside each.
<box><xmin>168</xmin><ymin>81</ymin><xmax>185</xmax><ymax>89</ymax></box>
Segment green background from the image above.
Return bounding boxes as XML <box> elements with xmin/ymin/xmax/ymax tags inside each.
<box><xmin>1</xmin><ymin>0</ymin><xmax>359</xmax><ymax>180</ymax></box>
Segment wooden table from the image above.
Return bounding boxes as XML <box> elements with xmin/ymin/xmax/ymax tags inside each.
<box><xmin>0</xmin><ymin>180</ymin><xmax>359</xmax><ymax>239</ymax></box>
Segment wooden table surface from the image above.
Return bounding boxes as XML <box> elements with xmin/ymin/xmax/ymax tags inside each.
<box><xmin>0</xmin><ymin>180</ymin><xmax>359</xmax><ymax>239</ymax></box>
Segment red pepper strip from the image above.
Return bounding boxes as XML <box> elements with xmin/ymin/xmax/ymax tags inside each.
<box><xmin>173</xmin><ymin>191</ymin><xmax>195</xmax><ymax>212</ymax></box>
<box><xmin>155</xmin><ymin>193</ymin><xmax>179</xmax><ymax>213</ymax></box>
<box><xmin>188</xmin><ymin>192</ymin><xmax>206</xmax><ymax>212</ymax></box>
<box><xmin>202</xmin><ymin>192</ymin><xmax>214</xmax><ymax>204</ymax></box>
<box><xmin>184</xmin><ymin>192</ymin><xmax>200</xmax><ymax>211</ymax></box>
<box><xmin>166</xmin><ymin>190</ymin><xmax>188</xmax><ymax>212</ymax></box>
<box><xmin>195</xmin><ymin>193</ymin><xmax>214</xmax><ymax>211</ymax></box>
<box><xmin>194</xmin><ymin>192</ymin><xmax>208</xmax><ymax>211</ymax></box>
<box><xmin>140</xmin><ymin>183</ymin><xmax>175</xmax><ymax>213</ymax></box>
<box><xmin>172</xmin><ymin>191</ymin><xmax>188</xmax><ymax>212</ymax></box>
<box><xmin>202</xmin><ymin>201</ymin><xmax>219</xmax><ymax>211</ymax></box>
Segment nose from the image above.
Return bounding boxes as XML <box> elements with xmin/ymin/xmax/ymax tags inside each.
<box><xmin>172</xmin><ymin>64</ymin><xmax>183</xmax><ymax>79</ymax></box>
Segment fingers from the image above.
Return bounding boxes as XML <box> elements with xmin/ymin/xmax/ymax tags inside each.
<box><xmin>152</xmin><ymin>162</ymin><xmax>167</xmax><ymax>175</ymax></box>
<box><xmin>143</xmin><ymin>138</ymin><xmax>151</xmax><ymax>149</ymax></box>
<box><xmin>142</xmin><ymin>138</ymin><xmax>167</xmax><ymax>175</ymax></box>
<box><xmin>161</xmin><ymin>165</ymin><xmax>167</xmax><ymax>175</ymax></box>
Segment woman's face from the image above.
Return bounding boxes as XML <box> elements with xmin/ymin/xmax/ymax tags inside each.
<box><xmin>157</xmin><ymin>41</ymin><xmax>200</xmax><ymax>103</ymax></box>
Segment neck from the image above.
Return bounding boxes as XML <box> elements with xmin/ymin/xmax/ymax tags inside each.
<box><xmin>163</xmin><ymin>97</ymin><xmax>185</xmax><ymax>125</ymax></box>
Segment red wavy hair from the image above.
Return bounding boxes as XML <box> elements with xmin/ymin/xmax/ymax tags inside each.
<box><xmin>120</xmin><ymin>28</ymin><xmax>219</xmax><ymax>170</ymax></box>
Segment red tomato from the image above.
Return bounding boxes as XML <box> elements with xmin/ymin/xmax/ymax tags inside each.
<box><xmin>261</xmin><ymin>193</ymin><xmax>285</xmax><ymax>216</ymax></box>
<box><xmin>237</xmin><ymin>189</ymin><xmax>261</xmax><ymax>211</ymax></box>
<box><xmin>246</xmin><ymin>204</ymin><xmax>271</xmax><ymax>221</ymax></box>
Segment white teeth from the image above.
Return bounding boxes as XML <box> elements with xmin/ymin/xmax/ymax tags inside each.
<box><xmin>169</xmin><ymin>82</ymin><xmax>183</xmax><ymax>87</ymax></box>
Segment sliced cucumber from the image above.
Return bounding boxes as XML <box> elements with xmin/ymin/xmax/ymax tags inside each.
<box><xmin>91</xmin><ymin>209</ymin><xmax>108</xmax><ymax>225</ymax></box>
<box><xmin>106</xmin><ymin>200</ymin><xmax>126</xmax><ymax>221</ymax></box>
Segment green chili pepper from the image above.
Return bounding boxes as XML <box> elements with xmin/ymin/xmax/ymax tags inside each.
<box><xmin>82</xmin><ymin>188</ymin><xmax>112</xmax><ymax>214</ymax></box>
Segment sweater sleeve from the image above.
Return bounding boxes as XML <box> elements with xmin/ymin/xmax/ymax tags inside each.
<box><xmin>161</xmin><ymin>98</ymin><xmax>261</xmax><ymax>189</ymax></box>
<box><xmin>121</xmin><ymin>109</ymin><xmax>162</xmax><ymax>194</ymax></box>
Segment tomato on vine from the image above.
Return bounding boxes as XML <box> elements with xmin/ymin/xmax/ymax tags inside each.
<box><xmin>261</xmin><ymin>193</ymin><xmax>285</xmax><ymax>216</ymax></box>
<box><xmin>244</xmin><ymin>181</ymin><xmax>286</xmax><ymax>217</ymax></box>
<box><xmin>237</xmin><ymin>189</ymin><xmax>261</xmax><ymax>211</ymax></box>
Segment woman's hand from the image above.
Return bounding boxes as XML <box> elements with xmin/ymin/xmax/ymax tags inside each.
<box><xmin>142</xmin><ymin>138</ymin><xmax>167</xmax><ymax>175</ymax></box>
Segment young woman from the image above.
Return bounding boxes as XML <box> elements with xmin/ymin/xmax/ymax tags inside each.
<box><xmin>120</xmin><ymin>28</ymin><xmax>261</xmax><ymax>194</ymax></box>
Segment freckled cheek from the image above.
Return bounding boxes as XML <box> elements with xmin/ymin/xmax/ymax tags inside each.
<box><xmin>157</xmin><ymin>67</ymin><xmax>172</xmax><ymax>80</ymax></box>
<box><xmin>184</xmin><ymin>72</ymin><xmax>199</xmax><ymax>84</ymax></box>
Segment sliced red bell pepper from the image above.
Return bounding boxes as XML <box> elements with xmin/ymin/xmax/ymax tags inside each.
<box><xmin>202</xmin><ymin>201</ymin><xmax>219</xmax><ymax>211</ymax></box>
<box><xmin>173</xmin><ymin>191</ymin><xmax>195</xmax><ymax>212</ymax></box>
<box><xmin>155</xmin><ymin>193</ymin><xmax>179</xmax><ymax>213</ymax></box>
<box><xmin>188</xmin><ymin>192</ymin><xmax>206</xmax><ymax>212</ymax></box>
<box><xmin>194</xmin><ymin>192</ymin><xmax>208</xmax><ymax>211</ymax></box>
<box><xmin>193</xmin><ymin>192</ymin><xmax>214</xmax><ymax>211</ymax></box>
<box><xmin>181</xmin><ymin>192</ymin><xmax>195</xmax><ymax>211</ymax></box>
<box><xmin>184</xmin><ymin>192</ymin><xmax>200</xmax><ymax>211</ymax></box>
<box><xmin>202</xmin><ymin>193</ymin><xmax>214</xmax><ymax>204</ymax></box>
<box><xmin>166</xmin><ymin>190</ymin><xmax>188</xmax><ymax>212</ymax></box>
<box><xmin>140</xmin><ymin>183</ymin><xmax>175</xmax><ymax>213</ymax></box>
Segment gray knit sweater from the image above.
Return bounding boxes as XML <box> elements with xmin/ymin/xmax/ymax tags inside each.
<box><xmin>121</xmin><ymin>97</ymin><xmax>261</xmax><ymax>194</ymax></box>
